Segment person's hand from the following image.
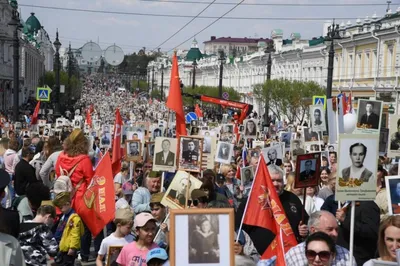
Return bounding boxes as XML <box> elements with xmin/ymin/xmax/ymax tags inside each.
<box><xmin>298</xmin><ymin>221</ymin><xmax>308</xmax><ymax>237</ymax></box>
<box><xmin>190</xmin><ymin>248</ymin><xmax>197</xmax><ymax>255</ymax></box>
<box><xmin>239</xmin><ymin>185</ymin><xmax>244</xmax><ymax>192</ymax></box>
<box><xmin>233</xmin><ymin>242</ymin><xmax>244</xmax><ymax>255</ymax></box>
<box><xmin>336</xmin><ymin>208</ymin><xmax>346</xmax><ymax>223</ymax></box>
<box><xmin>160</xmin><ymin>223</ymin><xmax>168</xmax><ymax>233</ymax></box>
<box><xmin>67</xmin><ymin>249</ymin><xmax>75</xmax><ymax>256</ymax></box>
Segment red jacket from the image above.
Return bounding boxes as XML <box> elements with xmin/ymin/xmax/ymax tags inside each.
<box><xmin>55</xmin><ymin>152</ymin><xmax>94</xmax><ymax>211</ymax></box>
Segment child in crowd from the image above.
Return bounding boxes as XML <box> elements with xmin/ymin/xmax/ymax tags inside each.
<box><xmin>96</xmin><ymin>208</ymin><xmax>135</xmax><ymax>266</ymax></box>
<box><xmin>116</xmin><ymin>212</ymin><xmax>159</xmax><ymax>266</ymax></box>
<box><xmin>146</xmin><ymin>248</ymin><xmax>169</xmax><ymax>266</ymax></box>
<box><xmin>53</xmin><ymin>192</ymin><xmax>84</xmax><ymax>266</ymax></box>
<box><xmin>19</xmin><ymin>201</ymin><xmax>58</xmax><ymax>266</ymax></box>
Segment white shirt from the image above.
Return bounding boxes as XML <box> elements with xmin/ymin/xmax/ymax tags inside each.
<box><xmin>98</xmin><ymin>233</ymin><xmax>135</xmax><ymax>261</ymax></box>
<box><xmin>163</xmin><ymin>151</ymin><xmax>169</xmax><ymax>163</ymax></box>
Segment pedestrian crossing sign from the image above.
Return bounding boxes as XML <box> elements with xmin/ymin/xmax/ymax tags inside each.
<box><xmin>36</xmin><ymin>87</ymin><xmax>52</xmax><ymax>102</ymax></box>
<box><xmin>312</xmin><ymin>95</ymin><xmax>326</xmax><ymax>109</ymax></box>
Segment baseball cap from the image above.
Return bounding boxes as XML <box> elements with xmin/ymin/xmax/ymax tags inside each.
<box><xmin>0</xmin><ymin>169</ymin><xmax>10</xmax><ymax>189</ymax></box>
<box><xmin>146</xmin><ymin>248</ymin><xmax>168</xmax><ymax>263</ymax></box>
<box><xmin>216</xmin><ymin>174</ymin><xmax>225</xmax><ymax>183</ymax></box>
<box><xmin>134</xmin><ymin>212</ymin><xmax>157</xmax><ymax>228</ymax></box>
<box><xmin>115</xmin><ymin>208</ymin><xmax>134</xmax><ymax>220</ymax></box>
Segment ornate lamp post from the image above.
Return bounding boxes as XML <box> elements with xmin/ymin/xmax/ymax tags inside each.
<box><xmin>192</xmin><ymin>59</ymin><xmax>197</xmax><ymax>90</ymax></box>
<box><xmin>325</xmin><ymin>21</ymin><xmax>341</xmax><ymax>99</ymax></box>
<box><xmin>160</xmin><ymin>63</ymin><xmax>164</xmax><ymax>101</ymax></box>
<box><xmin>218</xmin><ymin>50</ymin><xmax>226</xmax><ymax>100</ymax></box>
<box><xmin>53</xmin><ymin>29</ymin><xmax>62</xmax><ymax>116</ymax></box>
<box><xmin>264</xmin><ymin>41</ymin><xmax>275</xmax><ymax>125</ymax></box>
<box><xmin>8</xmin><ymin>0</ymin><xmax>22</xmax><ymax>121</ymax></box>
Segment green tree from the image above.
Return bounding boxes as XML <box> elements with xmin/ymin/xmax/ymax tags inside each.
<box><xmin>254</xmin><ymin>79</ymin><xmax>325</xmax><ymax>124</ymax></box>
<box><xmin>39</xmin><ymin>70</ymin><xmax>82</xmax><ymax>102</ymax></box>
<box><xmin>181</xmin><ymin>85</ymin><xmax>240</xmax><ymax>106</ymax></box>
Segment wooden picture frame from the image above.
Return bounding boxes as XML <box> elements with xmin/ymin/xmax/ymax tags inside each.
<box><xmin>385</xmin><ymin>175</ymin><xmax>400</xmax><ymax>215</ymax></box>
<box><xmin>125</xmin><ymin>139</ymin><xmax>142</xmax><ymax>162</ymax></box>
<box><xmin>169</xmin><ymin>208</ymin><xmax>235</xmax><ymax>266</ymax></box>
<box><xmin>178</xmin><ymin>136</ymin><xmax>203</xmax><ymax>173</ymax></box>
<box><xmin>146</xmin><ymin>141</ymin><xmax>155</xmax><ymax>163</ymax></box>
<box><xmin>295</xmin><ymin>153</ymin><xmax>320</xmax><ymax>188</ymax></box>
<box><xmin>106</xmin><ymin>245</ymin><xmax>123</xmax><ymax>266</ymax></box>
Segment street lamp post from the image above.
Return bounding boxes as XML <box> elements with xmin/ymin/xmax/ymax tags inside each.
<box><xmin>218</xmin><ymin>50</ymin><xmax>225</xmax><ymax>100</ymax></box>
<box><xmin>264</xmin><ymin>41</ymin><xmax>275</xmax><ymax>125</ymax></box>
<box><xmin>161</xmin><ymin>64</ymin><xmax>164</xmax><ymax>101</ymax></box>
<box><xmin>8</xmin><ymin>5</ymin><xmax>22</xmax><ymax>122</ymax></box>
<box><xmin>147</xmin><ymin>67</ymin><xmax>150</xmax><ymax>93</ymax></box>
<box><xmin>67</xmin><ymin>43</ymin><xmax>73</xmax><ymax>102</ymax></box>
<box><xmin>151</xmin><ymin>66</ymin><xmax>155</xmax><ymax>95</ymax></box>
<box><xmin>325</xmin><ymin>21</ymin><xmax>341</xmax><ymax>99</ymax></box>
<box><xmin>137</xmin><ymin>66</ymin><xmax>140</xmax><ymax>89</ymax></box>
<box><xmin>192</xmin><ymin>59</ymin><xmax>197</xmax><ymax>90</ymax></box>
<box><xmin>53</xmin><ymin>29</ymin><xmax>62</xmax><ymax>116</ymax></box>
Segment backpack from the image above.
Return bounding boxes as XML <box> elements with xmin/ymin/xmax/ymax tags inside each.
<box><xmin>53</xmin><ymin>162</ymin><xmax>84</xmax><ymax>198</ymax></box>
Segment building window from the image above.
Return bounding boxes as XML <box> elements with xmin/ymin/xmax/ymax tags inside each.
<box><xmin>387</xmin><ymin>45</ymin><xmax>393</xmax><ymax>77</ymax></box>
<box><xmin>355</xmin><ymin>53</ymin><xmax>361</xmax><ymax>78</ymax></box>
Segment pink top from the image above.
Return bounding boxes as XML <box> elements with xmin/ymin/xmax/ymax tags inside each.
<box><xmin>4</xmin><ymin>149</ymin><xmax>17</xmax><ymax>175</ymax></box>
<box><xmin>116</xmin><ymin>241</ymin><xmax>159</xmax><ymax>266</ymax></box>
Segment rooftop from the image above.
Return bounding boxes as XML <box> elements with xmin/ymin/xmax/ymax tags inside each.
<box><xmin>204</xmin><ymin>36</ymin><xmax>271</xmax><ymax>44</ymax></box>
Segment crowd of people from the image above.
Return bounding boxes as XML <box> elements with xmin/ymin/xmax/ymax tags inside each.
<box><xmin>0</xmin><ymin>73</ymin><xmax>399</xmax><ymax>266</ymax></box>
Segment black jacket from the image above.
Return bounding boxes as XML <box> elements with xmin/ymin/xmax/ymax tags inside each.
<box><xmin>336</xmin><ymin>201</ymin><xmax>380</xmax><ymax>266</ymax></box>
<box><xmin>0</xmin><ymin>207</ymin><xmax>20</xmax><ymax>238</ymax></box>
<box><xmin>14</xmin><ymin>159</ymin><xmax>38</xmax><ymax>196</ymax></box>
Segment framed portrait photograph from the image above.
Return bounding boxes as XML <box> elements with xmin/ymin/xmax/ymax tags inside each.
<box><xmin>355</xmin><ymin>99</ymin><xmax>383</xmax><ymax>134</ymax></box>
<box><xmin>222</xmin><ymin>124</ymin><xmax>234</xmax><ymax>134</ymax></box>
<box><xmin>215</xmin><ymin>142</ymin><xmax>234</xmax><ymax>164</ymax></box>
<box><xmin>261</xmin><ymin>145</ymin><xmax>283</xmax><ymax>167</ymax></box>
<box><xmin>310</xmin><ymin>104</ymin><xmax>326</xmax><ymax>132</ymax></box>
<box><xmin>243</xmin><ymin>119</ymin><xmax>258</xmax><ymax>138</ymax></box>
<box><xmin>153</xmin><ymin>137</ymin><xmax>177</xmax><ymax>172</ymax></box>
<box><xmin>38</xmin><ymin>119</ymin><xmax>46</xmax><ymax>127</ymax></box>
<box><xmin>291</xmin><ymin>139</ymin><xmax>305</xmax><ymax>157</ymax></box>
<box><xmin>42</xmin><ymin>127</ymin><xmax>51</xmax><ymax>137</ymax></box>
<box><xmin>73</xmin><ymin>119</ymin><xmax>81</xmax><ymax>129</ymax></box>
<box><xmin>379</xmin><ymin>128</ymin><xmax>389</xmax><ymax>155</ymax></box>
<box><xmin>146</xmin><ymin>141</ymin><xmax>155</xmax><ymax>163</ymax></box>
<box><xmin>295</xmin><ymin>153</ymin><xmax>321</xmax><ymax>188</ymax></box>
<box><xmin>100</xmin><ymin>131</ymin><xmax>111</xmax><ymax>147</ymax></box>
<box><xmin>106</xmin><ymin>246</ymin><xmax>123</xmax><ymax>266</ymax></box>
<box><xmin>55</xmin><ymin>118</ymin><xmax>64</xmax><ymax>129</ymax></box>
<box><xmin>241</xmin><ymin>166</ymin><xmax>254</xmax><ymax>188</ymax></box>
<box><xmin>102</xmin><ymin>124</ymin><xmax>111</xmax><ymax>134</ymax></box>
<box><xmin>385</xmin><ymin>176</ymin><xmax>400</xmax><ymax>215</ymax></box>
<box><xmin>190</xmin><ymin>126</ymin><xmax>200</xmax><ymax>136</ymax></box>
<box><xmin>152</xmin><ymin>127</ymin><xmax>164</xmax><ymax>140</ymax></box>
<box><xmin>125</xmin><ymin>140</ymin><xmax>142</xmax><ymax>161</ymax></box>
<box><xmin>94</xmin><ymin>120</ymin><xmax>101</xmax><ymax>130</ymax></box>
<box><xmin>279</xmin><ymin>131</ymin><xmax>291</xmax><ymax>149</ymax></box>
<box><xmin>336</xmin><ymin>134</ymin><xmax>379</xmax><ymax>201</ymax></box>
<box><xmin>303</xmin><ymin>128</ymin><xmax>322</xmax><ymax>143</ymax></box>
<box><xmin>161</xmin><ymin>171</ymin><xmax>203</xmax><ymax>209</ymax></box>
<box><xmin>388</xmin><ymin>115</ymin><xmax>400</xmax><ymax>157</ymax></box>
<box><xmin>252</xmin><ymin>140</ymin><xmax>264</xmax><ymax>149</ymax></box>
<box><xmin>179</xmin><ymin>136</ymin><xmax>203</xmax><ymax>173</ymax></box>
<box><xmin>169</xmin><ymin>208</ymin><xmax>235</xmax><ymax>266</ymax></box>
<box><xmin>326</xmin><ymin>144</ymin><xmax>337</xmax><ymax>152</ymax></box>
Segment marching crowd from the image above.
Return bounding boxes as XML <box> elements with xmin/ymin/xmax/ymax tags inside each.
<box><xmin>0</xmin><ymin>73</ymin><xmax>399</xmax><ymax>266</ymax></box>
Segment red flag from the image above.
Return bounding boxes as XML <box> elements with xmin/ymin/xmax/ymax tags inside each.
<box><xmin>89</xmin><ymin>104</ymin><xmax>94</xmax><ymax>114</ymax></box>
<box><xmin>194</xmin><ymin>104</ymin><xmax>203</xmax><ymax>118</ymax></box>
<box><xmin>76</xmin><ymin>152</ymin><xmax>115</xmax><ymax>236</ymax></box>
<box><xmin>242</xmin><ymin>156</ymin><xmax>297</xmax><ymax>264</ymax></box>
<box><xmin>112</xmin><ymin>108</ymin><xmax>123</xmax><ymax>175</ymax></box>
<box><xmin>346</xmin><ymin>93</ymin><xmax>352</xmax><ymax>114</ymax></box>
<box><xmin>166</xmin><ymin>52</ymin><xmax>187</xmax><ymax>137</ymax></box>
<box><xmin>85</xmin><ymin>109</ymin><xmax>92</xmax><ymax>128</ymax></box>
<box><xmin>239</xmin><ymin>105</ymin><xmax>249</xmax><ymax>124</ymax></box>
<box><xmin>30</xmin><ymin>101</ymin><xmax>40</xmax><ymax>125</ymax></box>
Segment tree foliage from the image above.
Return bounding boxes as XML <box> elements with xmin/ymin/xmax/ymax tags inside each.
<box><xmin>253</xmin><ymin>79</ymin><xmax>325</xmax><ymax>124</ymax></box>
<box><xmin>118</xmin><ymin>52</ymin><xmax>157</xmax><ymax>74</ymax></box>
<box><xmin>182</xmin><ymin>85</ymin><xmax>241</xmax><ymax>106</ymax></box>
<box><xmin>39</xmin><ymin>71</ymin><xmax>82</xmax><ymax>101</ymax></box>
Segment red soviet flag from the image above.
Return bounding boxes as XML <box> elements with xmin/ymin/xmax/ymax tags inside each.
<box><xmin>30</xmin><ymin>101</ymin><xmax>40</xmax><ymax>125</ymax></box>
<box><xmin>166</xmin><ymin>52</ymin><xmax>187</xmax><ymax>137</ymax></box>
<box><xmin>85</xmin><ymin>109</ymin><xmax>92</xmax><ymax>128</ymax></box>
<box><xmin>242</xmin><ymin>156</ymin><xmax>297</xmax><ymax>264</ymax></box>
<box><xmin>112</xmin><ymin>108</ymin><xmax>123</xmax><ymax>175</ymax></box>
<box><xmin>77</xmin><ymin>152</ymin><xmax>115</xmax><ymax>236</ymax></box>
<box><xmin>194</xmin><ymin>104</ymin><xmax>203</xmax><ymax>118</ymax></box>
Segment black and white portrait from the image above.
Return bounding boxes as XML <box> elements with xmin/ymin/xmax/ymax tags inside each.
<box><xmin>380</xmin><ymin>128</ymin><xmax>389</xmax><ymax>155</ymax></box>
<box><xmin>241</xmin><ymin>166</ymin><xmax>254</xmax><ymax>187</ymax></box>
<box><xmin>303</xmin><ymin>128</ymin><xmax>322</xmax><ymax>143</ymax></box>
<box><xmin>291</xmin><ymin>139</ymin><xmax>305</xmax><ymax>157</ymax></box>
<box><xmin>243</xmin><ymin>119</ymin><xmax>258</xmax><ymax>138</ymax></box>
<box><xmin>56</xmin><ymin>118</ymin><xmax>64</xmax><ymax>129</ymax></box>
<box><xmin>179</xmin><ymin>137</ymin><xmax>203</xmax><ymax>172</ymax></box>
<box><xmin>203</xmin><ymin>136</ymin><xmax>212</xmax><ymax>154</ymax></box>
<box><xmin>215</xmin><ymin>142</ymin><xmax>233</xmax><ymax>164</ymax></box>
<box><xmin>356</xmin><ymin>99</ymin><xmax>382</xmax><ymax>132</ymax></box>
<box><xmin>73</xmin><ymin>119</ymin><xmax>81</xmax><ymax>129</ymax></box>
<box><xmin>279</xmin><ymin>132</ymin><xmax>292</xmax><ymax>148</ymax></box>
<box><xmin>43</xmin><ymin>127</ymin><xmax>50</xmax><ymax>137</ymax></box>
<box><xmin>310</xmin><ymin>105</ymin><xmax>326</xmax><ymax>132</ymax></box>
<box><xmin>190</xmin><ymin>120</ymin><xmax>199</xmax><ymax>127</ymax></box>
<box><xmin>101</xmin><ymin>132</ymin><xmax>111</xmax><ymax>147</ymax></box>
<box><xmin>190</xmin><ymin>126</ymin><xmax>200</xmax><ymax>136</ymax></box>
<box><xmin>388</xmin><ymin>115</ymin><xmax>400</xmax><ymax>158</ymax></box>
<box><xmin>262</xmin><ymin>146</ymin><xmax>283</xmax><ymax>166</ymax></box>
<box><xmin>94</xmin><ymin>120</ymin><xmax>101</xmax><ymax>130</ymax></box>
<box><xmin>153</xmin><ymin>137</ymin><xmax>177</xmax><ymax>172</ymax></box>
<box><xmin>294</xmin><ymin>153</ymin><xmax>320</xmax><ymax>188</ymax></box>
<box><xmin>126</xmin><ymin>140</ymin><xmax>141</xmax><ymax>161</ymax></box>
<box><xmin>162</xmin><ymin>171</ymin><xmax>202</xmax><ymax>209</ymax></box>
<box><xmin>189</xmin><ymin>214</ymin><xmax>220</xmax><ymax>264</ymax></box>
<box><xmin>385</xmin><ymin>176</ymin><xmax>400</xmax><ymax>215</ymax></box>
<box><xmin>102</xmin><ymin>124</ymin><xmax>110</xmax><ymax>134</ymax></box>
<box><xmin>153</xmin><ymin>127</ymin><xmax>163</xmax><ymax>139</ymax></box>
<box><xmin>222</xmin><ymin>124</ymin><xmax>233</xmax><ymax>134</ymax></box>
<box><xmin>299</xmin><ymin>159</ymin><xmax>317</xmax><ymax>181</ymax></box>
<box><xmin>336</xmin><ymin>134</ymin><xmax>379</xmax><ymax>201</ymax></box>
<box><xmin>147</xmin><ymin>142</ymin><xmax>155</xmax><ymax>160</ymax></box>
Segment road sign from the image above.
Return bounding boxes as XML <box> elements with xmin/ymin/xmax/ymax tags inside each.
<box><xmin>36</xmin><ymin>87</ymin><xmax>52</xmax><ymax>102</ymax></box>
<box><xmin>185</xmin><ymin>112</ymin><xmax>198</xmax><ymax>123</ymax></box>
<box><xmin>312</xmin><ymin>95</ymin><xmax>326</xmax><ymax>109</ymax></box>
<box><xmin>222</xmin><ymin>92</ymin><xmax>229</xmax><ymax>100</ymax></box>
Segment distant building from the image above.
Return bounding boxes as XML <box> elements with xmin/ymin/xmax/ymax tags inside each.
<box><xmin>203</xmin><ymin>36</ymin><xmax>271</xmax><ymax>56</ymax></box>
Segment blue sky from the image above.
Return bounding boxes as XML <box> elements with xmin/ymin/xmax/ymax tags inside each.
<box><xmin>20</xmin><ymin>0</ymin><xmax>396</xmax><ymax>55</ymax></box>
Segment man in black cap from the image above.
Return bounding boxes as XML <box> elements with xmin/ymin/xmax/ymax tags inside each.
<box><xmin>0</xmin><ymin>169</ymin><xmax>20</xmax><ymax>238</ymax></box>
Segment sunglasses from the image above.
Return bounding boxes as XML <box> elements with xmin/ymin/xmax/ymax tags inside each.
<box><xmin>305</xmin><ymin>250</ymin><xmax>332</xmax><ymax>262</ymax></box>
<box><xmin>135</xmin><ymin>169</ymin><xmax>143</xmax><ymax>173</ymax></box>
<box><xmin>188</xmin><ymin>200</ymin><xmax>199</xmax><ymax>206</ymax></box>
